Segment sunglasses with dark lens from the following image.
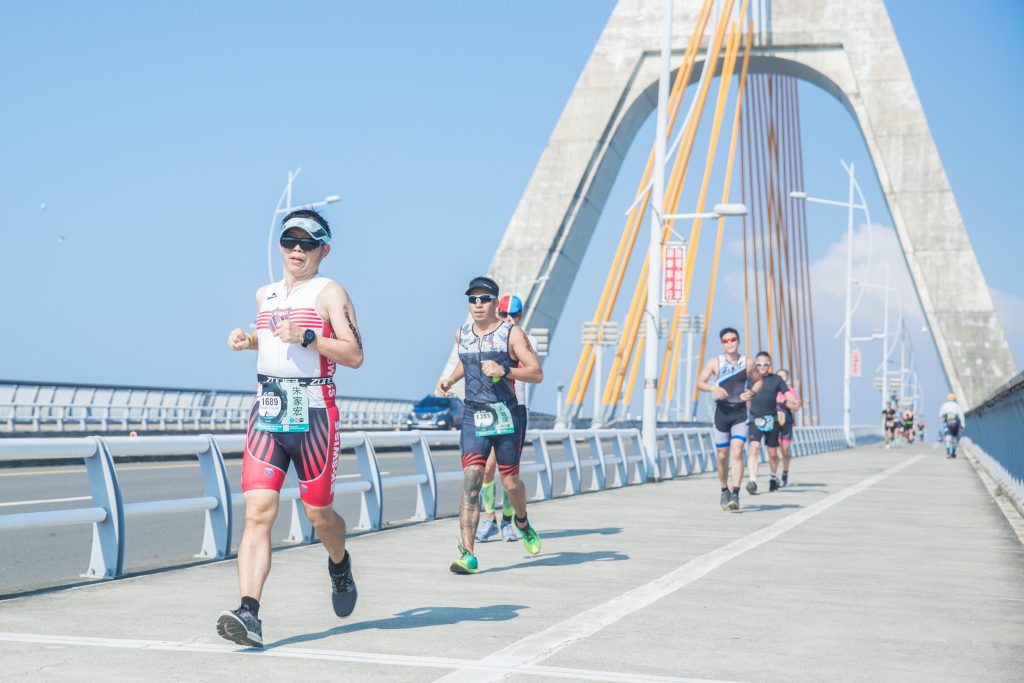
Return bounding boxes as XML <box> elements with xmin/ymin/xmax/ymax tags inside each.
<box><xmin>721</xmin><ymin>336</ymin><xmax>739</xmax><ymax>344</ymax></box>
<box><xmin>497</xmin><ymin>310</ymin><xmax>520</xmax><ymax>319</ymax></box>
<box><xmin>280</xmin><ymin>236</ymin><xmax>321</xmax><ymax>251</ymax></box>
<box><xmin>468</xmin><ymin>295</ymin><xmax>496</xmax><ymax>304</ymax></box>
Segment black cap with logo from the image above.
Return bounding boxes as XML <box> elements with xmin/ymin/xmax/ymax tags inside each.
<box><xmin>464</xmin><ymin>276</ymin><xmax>499</xmax><ymax>297</ymax></box>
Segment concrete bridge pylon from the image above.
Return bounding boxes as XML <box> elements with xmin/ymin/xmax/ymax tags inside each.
<box><xmin>445</xmin><ymin>0</ymin><xmax>1014</xmax><ymax>410</ymax></box>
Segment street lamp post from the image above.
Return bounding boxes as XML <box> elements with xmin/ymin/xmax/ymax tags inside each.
<box><xmin>582</xmin><ymin>321</ymin><xmax>620</xmax><ymax>428</ymax></box>
<box><xmin>855</xmin><ymin>263</ymin><xmax>896</xmax><ymax>410</ymax></box>
<box><xmin>266</xmin><ymin>168</ymin><xmax>341</xmax><ymax>283</ymax></box>
<box><xmin>791</xmin><ymin>162</ymin><xmax>866</xmax><ymax>446</ymax></box>
<box><xmin>643</xmin><ymin>0</ymin><xmax>673</xmax><ymax>476</ymax></box>
<box><xmin>683</xmin><ymin>313</ymin><xmax>704</xmax><ymax>421</ymax></box>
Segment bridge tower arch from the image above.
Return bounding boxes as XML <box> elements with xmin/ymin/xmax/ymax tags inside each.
<box><xmin>446</xmin><ymin>0</ymin><xmax>1014</xmax><ymax>409</ymax></box>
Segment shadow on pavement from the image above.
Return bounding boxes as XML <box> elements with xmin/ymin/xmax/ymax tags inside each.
<box><xmin>735</xmin><ymin>503</ymin><xmax>802</xmax><ymax>513</ymax></box>
<box><xmin>265</xmin><ymin>603</ymin><xmax>529</xmax><ymax>647</ymax></box>
<box><xmin>484</xmin><ymin>550</ymin><xmax>628</xmax><ymax>574</ymax></box>
<box><xmin>539</xmin><ymin>527</ymin><xmax>622</xmax><ymax>540</ymax></box>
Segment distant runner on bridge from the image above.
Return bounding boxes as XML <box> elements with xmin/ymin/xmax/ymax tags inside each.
<box><xmin>436</xmin><ymin>277</ymin><xmax>543</xmax><ymax>573</ymax></box>
<box><xmin>697</xmin><ymin>327</ymin><xmax>760</xmax><ymax>511</ymax></box>
<box><xmin>775</xmin><ymin>368</ymin><xmax>802</xmax><ymax>487</ymax></box>
<box><xmin>475</xmin><ymin>294</ymin><xmax>536</xmax><ymax>545</ymax></box>
<box><xmin>882</xmin><ymin>402</ymin><xmax>898</xmax><ymax>449</ymax></box>
<box><xmin>939</xmin><ymin>393</ymin><xmax>966</xmax><ymax>459</ymax></box>
<box><xmin>219</xmin><ymin>208</ymin><xmax>364</xmax><ymax>647</ymax></box>
<box><xmin>901</xmin><ymin>406</ymin><xmax>916</xmax><ymax>444</ymax></box>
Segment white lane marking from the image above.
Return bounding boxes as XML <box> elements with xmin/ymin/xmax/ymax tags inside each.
<box><xmin>437</xmin><ymin>455</ymin><xmax>926</xmax><ymax>682</ymax></box>
<box><xmin>0</xmin><ymin>496</ymin><xmax>91</xmax><ymax>508</ymax></box>
<box><xmin>0</xmin><ymin>632</ymin><xmax>735</xmax><ymax>683</ymax></box>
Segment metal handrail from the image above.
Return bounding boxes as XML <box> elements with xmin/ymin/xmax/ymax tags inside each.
<box><xmin>0</xmin><ymin>424</ymin><xmax>865</xmax><ymax>581</ymax></box>
<box><xmin>964</xmin><ymin>371</ymin><xmax>1024</xmax><ymax>512</ymax></box>
<box><xmin>1</xmin><ymin>401</ymin><xmax>413</xmax><ymax>432</ymax></box>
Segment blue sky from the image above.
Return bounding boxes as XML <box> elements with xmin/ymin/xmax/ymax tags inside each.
<box><xmin>2</xmin><ymin>1</ymin><xmax>1021</xmax><ymax>426</ymax></box>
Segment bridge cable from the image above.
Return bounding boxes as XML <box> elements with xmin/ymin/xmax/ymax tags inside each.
<box><xmin>562</xmin><ymin>0</ymin><xmax>716</xmax><ymax>418</ymax></box>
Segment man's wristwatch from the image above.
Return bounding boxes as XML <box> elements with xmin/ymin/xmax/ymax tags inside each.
<box><xmin>301</xmin><ymin>329</ymin><xmax>317</xmax><ymax>348</ymax></box>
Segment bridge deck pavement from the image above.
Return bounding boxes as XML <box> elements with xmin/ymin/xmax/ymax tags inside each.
<box><xmin>1</xmin><ymin>442</ymin><xmax>1021</xmax><ymax>682</ymax></box>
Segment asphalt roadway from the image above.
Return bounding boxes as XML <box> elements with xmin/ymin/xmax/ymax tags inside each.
<box><xmin>1</xmin><ymin>441</ymin><xmax>1022</xmax><ymax>682</ymax></box>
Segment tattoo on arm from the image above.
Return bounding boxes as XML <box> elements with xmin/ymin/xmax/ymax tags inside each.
<box><xmin>344</xmin><ymin>309</ymin><xmax>363</xmax><ymax>351</ymax></box>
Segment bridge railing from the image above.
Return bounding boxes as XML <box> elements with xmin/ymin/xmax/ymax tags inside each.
<box><xmin>963</xmin><ymin>371</ymin><xmax>1024</xmax><ymax>512</ymax></box>
<box><xmin>0</xmin><ymin>380</ymin><xmax>415</xmax><ymax>433</ymax></box>
<box><xmin>0</xmin><ymin>424</ymin><xmax>870</xmax><ymax>581</ymax></box>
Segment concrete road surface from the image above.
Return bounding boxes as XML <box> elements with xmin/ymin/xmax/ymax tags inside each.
<box><xmin>1</xmin><ymin>442</ymin><xmax>1021</xmax><ymax>682</ymax></box>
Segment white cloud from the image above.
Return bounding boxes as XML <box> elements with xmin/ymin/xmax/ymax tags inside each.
<box><xmin>810</xmin><ymin>222</ymin><xmax>924</xmax><ymax>328</ymax></box>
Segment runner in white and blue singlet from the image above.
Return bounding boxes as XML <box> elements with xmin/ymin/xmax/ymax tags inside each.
<box><xmin>697</xmin><ymin>327</ymin><xmax>760</xmax><ymax>511</ymax></box>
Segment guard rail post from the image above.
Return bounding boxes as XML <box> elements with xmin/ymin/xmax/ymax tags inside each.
<box><xmin>662</xmin><ymin>431</ymin><xmax>679</xmax><ymax>478</ymax></box>
<box><xmin>560</xmin><ymin>432</ymin><xmax>582</xmax><ymax>496</ymax></box>
<box><xmin>614</xmin><ymin>430</ymin><xmax>639</xmax><ymax>484</ymax></box>
<box><xmin>684</xmin><ymin>429</ymin><xmax>700</xmax><ymax>474</ymax></box>
<box><xmin>284</xmin><ymin>468</ymin><xmax>315</xmax><ymax>544</ymax></box>
<box><xmin>83</xmin><ymin>436</ymin><xmax>125</xmax><ymax>579</ymax></box>
<box><xmin>605</xmin><ymin>431</ymin><xmax>629</xmax><ymax>486</ymax></box>
<box><xmin>581</xmin><ymin>431</ymin><xmax>608</xmax><ymax>491</ymax></box>
<box><xmin>629</xmin><ymin>429</ymin><xmax>653</xmax><ymax>482</ymax></box>
<box><xmin>195</xmin><ymin>435</ymin><xmax>232</xmax><ymax>559</ymax></box>
<box><xmin>700</xmin><ymin>430</ymin><xmax>715</xmax><ymax>472</ymax></box>
<box><xmin>410</xmin><ymin>432</ymin><xmax>438</xmax><ymax>520</ymax></box>
<box><xmin>353</xmin><ymin>432</ymin><xmax>384</xmax><ymax>530</ymax></box>
<box><xmin>527</xmin><ymin>432</ymin><xmax>554</xmax><ymax>500</ymax></box>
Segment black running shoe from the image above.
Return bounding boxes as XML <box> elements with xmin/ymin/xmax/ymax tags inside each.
<box><xmin>728</xmin><ymin>491</ymin><xmax>740</xmax><ymax>511</ymax></box>
<box><xmin>781</xmin><ymin>472</ymin><xmax>789</xmax><ymax>487</ymax></box>
<box><xmin>329</xmin><ymin>554</ymin><xmax>358</xmax><ymax>618</ymax></box>
<box><xmin>769</xmin><ymin>477</ymin><xmax>779</xmax><ymax>493</ymax></box>
<box><xmin>746</xmin><ymin>480</ymin><xmax>757</xmax><ymax>495</ymax></box>
<box><xmin>216</xmin><ymin>608</ymin><xmax>263</xmax><ymax>648</ymax></box>
<box><xmin>720</xmin><ymin>489</ymin><xmax>730</xmax><ymax>510</ymax></box>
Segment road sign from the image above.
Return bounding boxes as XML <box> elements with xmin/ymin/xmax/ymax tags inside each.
<box><xmin>661</xmin><ymin>242</ymin><xmax>686</xmax><ymax>304</ymax></box>
<box><xmin>530</xmin><ymin>328</ymin><xmax>549</xmax><ymax>356</ymax></box>
<box><xmin>850</xmin><ymin>347</ymin><xmax>862</xmax><ymax>377</ymax></box>
<box><xmin>581</xmin><ymin>321</ymin><xmax>619</xmax><ymax>345</ymax></box>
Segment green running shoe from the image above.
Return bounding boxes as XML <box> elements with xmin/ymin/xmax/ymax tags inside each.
<box><xmin>449</xmin><ymin>541</ymin><xmax>479</xmax><ymax>575</ymax></box>
<box><xmin>517</xmin><ymin>522</ymin><xmax>542</xmax><ymax>555</ymax></box>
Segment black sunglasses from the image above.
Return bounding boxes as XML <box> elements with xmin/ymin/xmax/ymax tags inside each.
<box><xmin>280</xmin><ymin>236</ymin><xmax>322</xmax><ymax>251</ymax></box>
<box><xmin>497</xmin><ymin>310</ymin><xmax>520</xmax><ymax>319</ymax></box>
<box><xmin>467</xmin><ymin>295</ymin><xmax>496</xmax><ymax>304</ymax></box>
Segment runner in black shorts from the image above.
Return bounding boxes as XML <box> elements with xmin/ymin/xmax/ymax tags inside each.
<box><xmin>436</xmin><ymin>276</ymin><xmax>543</xmax><ymax>573</ymax></box>
<box><xmin>697</xmin><ymin>327</ymin><xmax>760</xmax><ymax>511</ymax></box>
<box><xmin>882</xmin><ymin>402</ymin><xmax>897</xmax><ymax>449</ymax></box>
<box><xmin>476</xmin><ymin>295</ymin><xmax>538</xmax><ymax>544</ymax></box>
<box><xmin>742</xmin><ymin>353</ymin><xmax>789</xmax><ymax>493</ymax></box>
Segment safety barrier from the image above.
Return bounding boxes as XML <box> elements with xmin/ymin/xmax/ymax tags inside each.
<box><xmin>655</xmin><ymin>425</ymin><xmax>855</xmax><ymax>478</ymax></box>
<box><xmin>0</xmin><ymin>380</ymin><xmax>415</xmax><ymax>433</ymax></box>
<box><xmin>964</xmin><ymin>371</ymin><xmax>1024</xmax><ymax>513</ymax></box>
<box><xmin>0</xmin><ymin>424</ymin><xmax>865</xmax><ymax>581</ymax></box>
